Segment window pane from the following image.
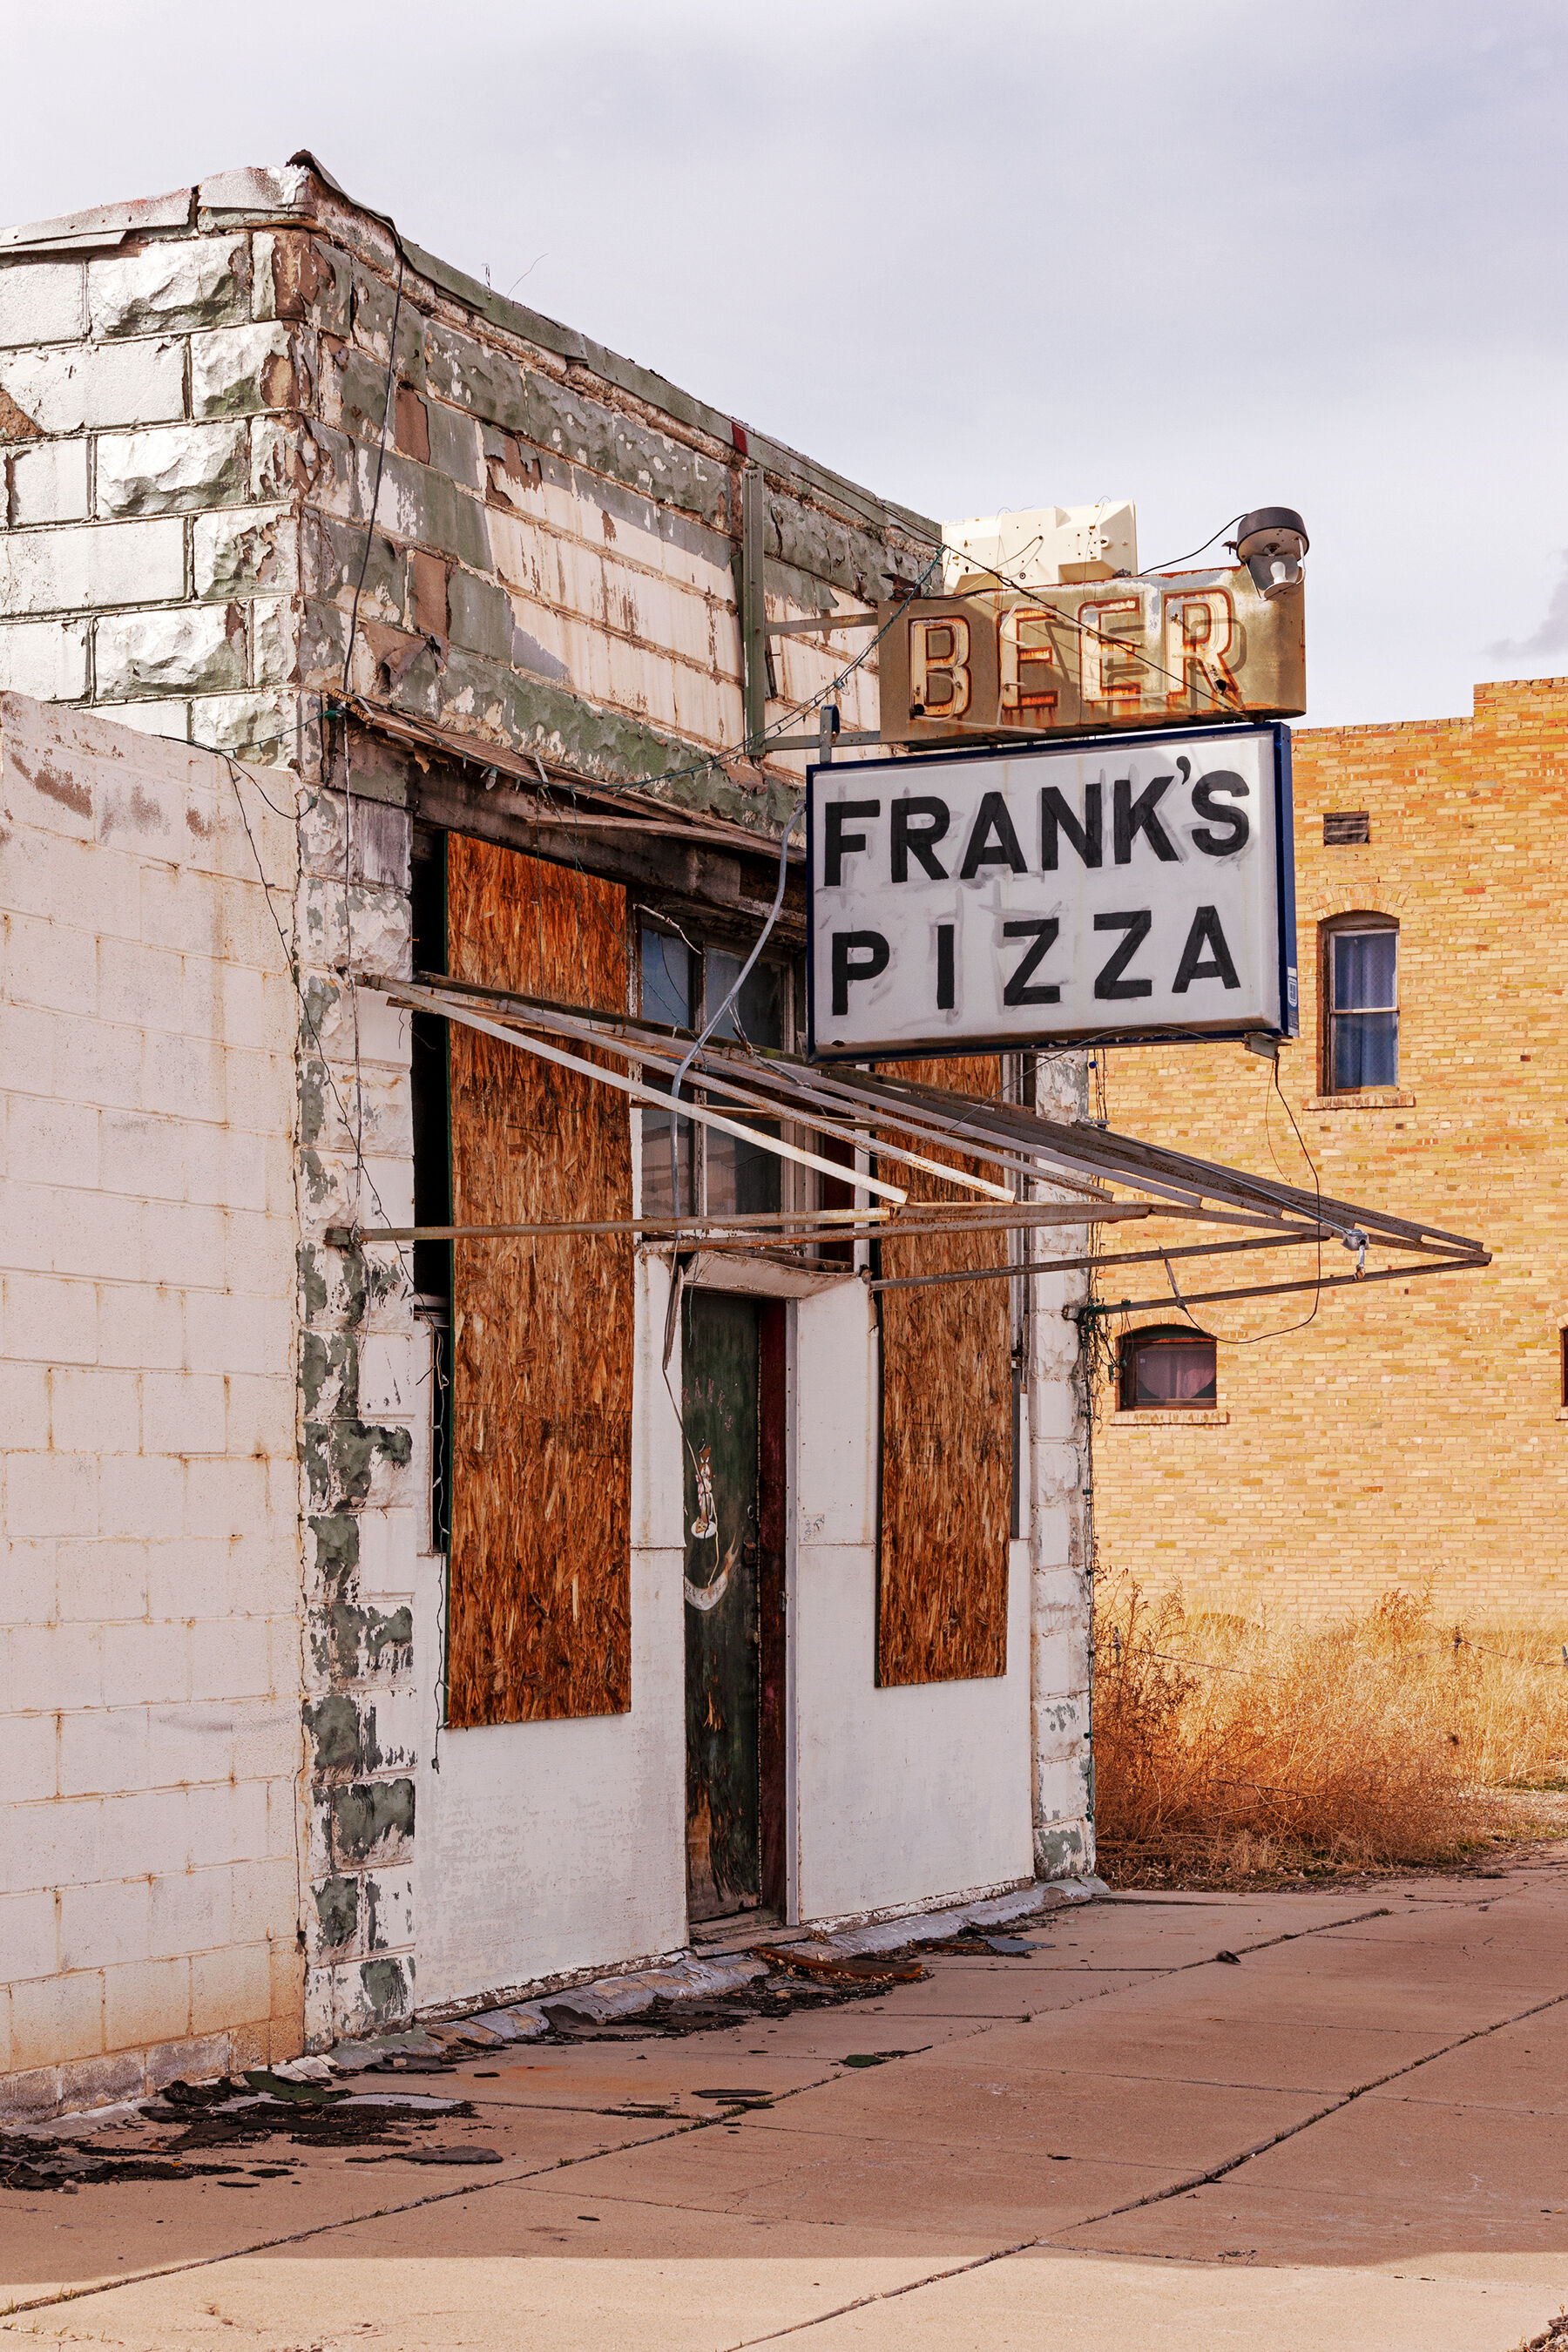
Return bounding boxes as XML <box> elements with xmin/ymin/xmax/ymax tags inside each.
<box><xmin>640</xmin><ymin>1102</ymin><xmax>694</xmax><ymax>1218</ymax></box>
<box><xmin>706</xmin><ymin>1120</ymin><xmax>782</xmax><ymax>1218</ymax></box>
<box><xmin>1332</xmin><ymin>1010</ymin><xmax>1398</xmax><ymax>1091</ymax></box>
<box><xmin>641</xmin><ymin>925</ymin><xmax>693</xmax><ymax>1030</ymax></box>
<box><xmin>1133</xmin><ymin>1338</ymin><xmax>1216</xmax><ymax>1407</ymax></box>
<box><xmin>706</xmin><ymin>950</ymin><xmax>784</xmax><ymax>1050</ymax></box>
<box><xmin>639</xmin><ymin>928</ymin><xmax>695</xmax><ymax>1213</ymax></box>
<box><xmin>1331</xmin><ymin>929</ymin><xmax>1396</xmax><ymax>1012</ymax></box>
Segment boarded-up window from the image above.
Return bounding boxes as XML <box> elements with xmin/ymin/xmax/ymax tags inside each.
<box><xmin>875</xmin><ymin>1055</ymin><xmax>1010</xmax><ymax>1686</ymax></box>
<box><xmin>445</xmin><ymin>835</ymin><xmax>632</xmax><ymax>1727</ymax></box>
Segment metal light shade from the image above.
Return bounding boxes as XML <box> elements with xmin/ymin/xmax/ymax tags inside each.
<box><xmin>1235</xmin><ymin>506</ymin><xmax>1308</xmax><ymax>601</ymax></box>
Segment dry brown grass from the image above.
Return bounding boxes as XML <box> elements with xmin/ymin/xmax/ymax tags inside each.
<box><xmin>1092</xmin><ymin>1574</ymin><xmax>1568</xmax><ymax>1887</ymax></box>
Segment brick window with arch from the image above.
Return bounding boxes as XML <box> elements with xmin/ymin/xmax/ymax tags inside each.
<box><xmin>1119</xmin><ymin>1324</ymin><xmax>1218</xmax><ymax>1412</ymax></box>
<box><xmin>1321</xmin><ymin>911</ymin><xmax>1399</xmax><ymax>1094</ymax></box>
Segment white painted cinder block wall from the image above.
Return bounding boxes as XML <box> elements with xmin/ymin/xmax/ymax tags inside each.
<box><xmin>0</xmin><ymin>694</ymin><xmax>304</xmax><ymax>2119</ymax></box>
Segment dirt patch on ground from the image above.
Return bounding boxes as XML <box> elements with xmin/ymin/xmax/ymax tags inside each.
<box><xmin>1100</xmin><ymin>1804</ymin><xmax>1568</xmax><ymax>1893</ymax></box>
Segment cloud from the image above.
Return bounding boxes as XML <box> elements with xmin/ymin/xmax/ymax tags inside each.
<box><xmin>1490</xmin><ymin>557</ymin><xmax>1568</xmax><ymax>659</ymax></box>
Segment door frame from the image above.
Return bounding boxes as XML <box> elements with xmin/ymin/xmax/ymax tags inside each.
<box><xmin>681</xmin><ymin>1279</ymin><xmax>797</xmax><ymax>1927</ymax></box>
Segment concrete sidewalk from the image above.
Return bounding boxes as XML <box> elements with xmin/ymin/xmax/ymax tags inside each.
<box><xmin>3</xmin><ymin>1848</ymin><xmax>1565</xmax><ymax>2351</ymax></box>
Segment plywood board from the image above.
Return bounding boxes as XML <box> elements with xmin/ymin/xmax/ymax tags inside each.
<box><xmin>445</xmin><ymin>835</ymin><xmax>633</xmax><ymax>1727</ymax></box>
<box><xmin>875</xmin><ymin>1055</ymin><xmax>1010</xmax><ymax>1686</ymax></box>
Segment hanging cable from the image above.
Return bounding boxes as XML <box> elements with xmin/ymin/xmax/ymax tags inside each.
<box><xmin>666</xmin><ymin>795</ymin><xmax>807</xmax><ymax>1226</ymax></box>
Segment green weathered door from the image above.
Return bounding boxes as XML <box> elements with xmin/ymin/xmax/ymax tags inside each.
<box><xmin>682</xmin><ymin>1290</ymin><xmax>760</xmax><ymax>1920</ymax></box>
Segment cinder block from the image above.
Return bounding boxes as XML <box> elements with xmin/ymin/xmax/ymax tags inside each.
<box><xmin>47</xmin><ymin>1366</ymin><xmax>139</xmax><ymax>1457</ymax></box>
<box><xmin>144</xmin><ymin>2028</ymin><xmax>230</xmax><ymax>2095</ymax></box>
<box><xmin>356</xmin><ymin>1334</ymin><xmax>418</xmax><ymax>1418</ymax></box>
<box><xmin>98</xmin><ymin>1784</ymin><xmax>190</xmax><ymax>1878</ymax></box>
<box><xmin>0</xmin><ymin>1889</ymin><xmax>58</xmax><ymax>1980</ymax></box>
<box><xmin>187</xmin><ymin>1774</ymin><xmax>268</xmax><ymax>1869</ymax></box>
<box><xmin>3</xmin><ymin>907</ymin><xmax>98</xmax><ymax>1015</ymax></box>
<box><xmin>252</xmin><ymin>231</ymin><xmax>351</xmax><ymax>335</ymax></box>
<box><xmin>0</xmin><ymin>1360</ymin><xmax>51</xmax><ymax>1454</ymax></box>
<box><xmin>193</xmin><ymin>504</ymin><xmax>296</xmax><ymax>601</ymax></box>
<box><xmin>56</xmin><ymin>1536</ymin><xmax>148</xmax><ymax>1625</ymax></box>
<box><xmin>6</xmin><ymin>437</ymin><xmax>90</xmax><ymax>526</ymax></box>
<box><xmin>190</xmin><ymin>1941</ymin><xmax>271</xmax><ymax>2036</ymax></box>
<box><xmin>103</xmin><ymin>1954</ymin><xmax>188</xmax><ymax>2051</ymax></box>
<box><xmin>233</xmin><ymin>1851</ymin><xmax>297</xmax><ymax>1947</ymax></box>
<box><xmin>98</xmin><ymin>1452</ymin><xmax>183</xmax><ymax>1542</ymax></box>
<box><xmin>5</xmin><ymin>1449</ymin><xmax>98</xmax><ymax>1539</ymax></box>
<box><xmin>223</xmin><ymin>1205</ymin><xmax>294</xmax><ymax>1300</ymax></box>
<box><xmin>0</xmin><ymin>259</ymin><xmax>86</xmax><ymax>347</ymax></box>
<box><xmin>8</xmin><ymin>1089</ymin><xmax>101</xmax><ymax>1187</ymax></box>
<box><xmin>3</xmin><ymin>1707</ymin><xmax>59</xmax><ymax>1802</ymax></box>
<box><xmin>90</xmin><ymin>238</ymin><xmax>249</xmax><ymax>337</ymax></box>
<box><xmin>99</xmin><ymin>1280</ymin><xmax>182</xmax><ymax>1370</ymax></box>
<box><xmin>249</xmin><ymin>598</ymin><xmax>294</xmax><ymax>690</ymax></box>
<box><xmin>189</xmin><ymin>688</ymin><xmax>295</xmax><ymax>764</ymax></box>
<box><xmin>148</xmin><ymin>1862</ymin><xmax>233</xmax><ymax>1958</ymax></box>
<box><xmin>141</xmin><ymin>1368</ymin><xmax>226</xmax><ymax>1458</ymax></box>
<box><xmin>224</xmin><ymin>1372</ymin><xmax>294</xmax><ymax>1462</ymax></box>
<box><xmin>249</xmin><ymin>415</ymin><xmax>301</xmax><ymax>504</ymax></box>
<box><xmin>0</xmin><ymin>1537</ymin><xmax>61</xmax><ymax>1637</ymax></box>
<box><xmin>13</xmin><ymin>1788</ymin><xmax>105</xmax><ymax>1889</ymax></box>
<box><xmin>0</xmin><ymin>519</ymin><xmax>186</xmax><ymax>616</ymax></box>
<box><xmin>301</xmin><ymin>510</ymin><xmax>405</xmax><ymax>620</ymax></box>
<box><xmin>59</xmin><ymin>1874</ymin><xmax>151</xmax><ymax>1970</ymax></box>
<box><xmin>183</xmin><ymin>1288</ymin><xmax>290</xmax><ymax>1378</ymax></box>
<box><xmin>0</xmin><ymin>339</ymin><xmax>184</xmax><ymax>436</ymax></box>
<box><xmin>140</xmin><ymin>1027</ymin><xmax>227</xmax><ymax>1125</ymax></box>
<box><xmin>9</xmin><ymin>1968</ymin><xmax>105</xmax><ymax>2071</ymax></box>
<box><xmin>148</xmin><ymin>1701</ymin><xmax>236</xmax><ymax>1789</ymax></box>
<box><xmin>97</xmin><ymin>605</ymin><xmax>246</xmax><ymax>700</ymax></box>
<box><xmin>217</xmin><ymin>958</ymin><xmax>274</xmax><ymax>1054</ymax></box>
<box><xmin>98</xmin><ymin>1106</ymin><xmax>186</xmax><ymax>1203</ymax></box>
<box><xmin>56</xmin><ymin>2046</ymin><xmax>148</xmax><ymax>2112</ymax></box>
<box><xmin>185</xmin><ymin>1454</ymin><xmax>267</xmax><ymax>1543</ymax></box>
<box><xmin>143</xmin><ymin>1536</ymin><xmax>215</xmax><ymax>1626</ymax></box>
<box><xmin>183</xmin><ymin>1123</ymin><xmax>264</xmax><ymax>1218</ymax></box>
<box><xmin>362</xmin><ymin>1683</ymin><xmax>421</xmax><ymax>1774</ymax></box>
<box><xmin>191</xmin><ymin>321</ymin><xmax>308</xmax><ymax>419</ymax></box>
<box><xmin>229</xmin><ymin>1697</ymin><xmax>301</xmax><ymax>1780</ymax></box>
<box><xmin>4</xmin><ymin>1272</ymin><xmax>98</xmax><ymax>1367</ymax></box>
<box><xmin>91</xmin><ymin>699</ymin><xmax>191</xmax><ymax>746</ymax></box>
<box><xmin>97</xmin><ymin>420</ymin><xmax>249</xmax><ymax>518</ymax></box>
<box><xmin>189</xmin><ymin>1613</ymin><xmax>273</xmax><ymax>1703</ymax></box>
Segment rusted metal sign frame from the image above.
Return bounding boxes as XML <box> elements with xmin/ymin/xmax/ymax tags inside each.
<box><xmin>805</xmin><ymin>721</ymin><xmax>1300</xmax><ymax>1061</ymax></box>
<box><xmin>875</xmin><ymin>568</ymin><xmax>1305</xmax><ymax>747</ymax></box>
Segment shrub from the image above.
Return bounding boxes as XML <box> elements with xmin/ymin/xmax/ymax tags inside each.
<box><xmin>1092</xmin><ymin>1573</ymin><xmax>1568</xmax><ymax>1884</ymax></box>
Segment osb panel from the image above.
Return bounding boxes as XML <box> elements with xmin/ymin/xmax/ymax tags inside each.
<box><xmin>446</xmin><ymin>835</ymin><xmax>632</xmax><ymax>1727</ymax></box>
<box><xmin>875</xmin><ymin>1056</ymin><xmax>1010</xmax><ymax>1686</ymax></box>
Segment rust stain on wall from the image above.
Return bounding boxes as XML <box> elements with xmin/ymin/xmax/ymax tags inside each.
<box><xmin>875</xmin><ymin>1054</ymin><xmax>1010</xmax><ymax>1687</ymax></box>
<box><xmin>445</xmin><ymin>835</ymin><xmax>633</xmax><ymax>1726</ymax></box>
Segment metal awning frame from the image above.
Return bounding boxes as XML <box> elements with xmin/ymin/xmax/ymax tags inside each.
<box><xmin>335</xmin><ymin>974</ymin><xmax>1489</xmax><ymax>1313</ymax></box>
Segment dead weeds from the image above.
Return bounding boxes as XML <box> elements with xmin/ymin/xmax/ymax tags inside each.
<box><xmin>1092</xmin><ymin>1575</ymin><xmax>1568</xmax><ymax>1889</ymax></box>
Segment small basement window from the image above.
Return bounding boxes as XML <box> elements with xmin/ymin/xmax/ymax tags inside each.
<box><xmin>1323</xmin><ymin>914</ymin><xmax>1398</xmax><ymax>1092</ymax></box>
<box><xmin>1119</xmin><ymin>1326</ymin><xmax>1217</xmax><ymax>1411</ymax></box>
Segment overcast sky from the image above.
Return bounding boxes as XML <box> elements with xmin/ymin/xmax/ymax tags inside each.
<box><xmin>5</xmin><ymin>0</ymin><xmax>1565</xmax><ymax>727</ymax></box>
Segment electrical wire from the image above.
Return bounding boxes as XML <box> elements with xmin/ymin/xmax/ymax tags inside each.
<box><xmin>1137</xmin><ymin>514</ymin><xmax>1246</xmax><ymax>577</ymax></box>
<box><xmin>1158</xmin><ymin>1053</ymin><xmax>1324</xmax><ymax>1348</ymax></box>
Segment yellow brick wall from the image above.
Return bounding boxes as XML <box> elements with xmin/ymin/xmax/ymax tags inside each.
<box><xmin>1089</xmin><ymin>675</ymin><xmax>1568</xmax><ymax>1625</ymax></box>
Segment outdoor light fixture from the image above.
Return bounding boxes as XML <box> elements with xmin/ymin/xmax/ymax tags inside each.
<box><xmin>1232</xmin><ymin>507</ymin><xmax>1308</xmax><ymax>600</ymax></box>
